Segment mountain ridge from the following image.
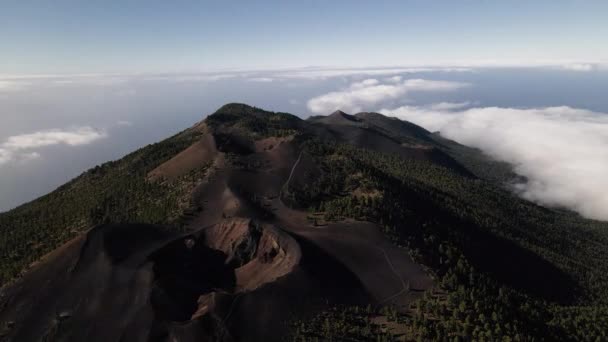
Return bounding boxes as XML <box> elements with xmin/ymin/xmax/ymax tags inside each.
<box><xmin>1</xmin><ymin>103</ymin><xmax>607</xmax><ymax>341</ymax></box>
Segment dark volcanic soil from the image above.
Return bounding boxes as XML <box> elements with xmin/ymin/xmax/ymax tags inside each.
<box><xmin>0</xmin><ymin>114</ymin><xmax>433</xmax><ymax>342</ymax></box>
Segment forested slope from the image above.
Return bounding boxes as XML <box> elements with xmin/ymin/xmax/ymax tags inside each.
<box><xmin>289</xmin><ymin>139</ymin><xmax>608</xmax><ymax>341</ymax></box>
<box><xmin>0</xmin><ymin>127</ymin><xmax>208</xmax><ymax>284</ymax></box>
<box><xmin>1</xmin><ymin>103</ymin><xmax>607</xmax><ymax>341</ymax></box>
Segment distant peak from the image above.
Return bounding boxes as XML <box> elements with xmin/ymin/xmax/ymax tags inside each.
<box><xmin>330</xmin><ymin>110</ymin><xmax>349</xmax><ymax>117</ymax></box>
<box><xmin>328</xmin><ymin>110</ymin><xmax>361</xmax><ymax>122</ymax></box>
<box><xmin>205</xmin><ymin>103</ymin><xmax>266</xmax><ymax>129</ymax></box>
<box><xmin>206</xmin><ymin>103</ymin><xmax>268</xmax><ymax>124</ymax></box>
<box><xmin>213</xmin><ymin>103</ymin><xmax>257</xmax><ymax>115</ymax></box>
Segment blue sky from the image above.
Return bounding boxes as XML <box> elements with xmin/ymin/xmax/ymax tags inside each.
<box><xmin>2</xmin><ymin>0</ymin><xmax>607</xmax><ymax>74</ymax></box>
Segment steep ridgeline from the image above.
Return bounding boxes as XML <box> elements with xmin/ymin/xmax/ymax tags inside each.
<box><xmin>1</xmin><ymin>103</ymin><xmax>607</xmax><ymax>341</ymax></box>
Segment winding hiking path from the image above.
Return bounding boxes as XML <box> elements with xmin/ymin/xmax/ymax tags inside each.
<box><xmin>283</xmin><ymin>149</ymin><xmax>411</xmax><ymax>306</ymax></box>
<box><xmin>284</xmin><ymin>151</ymin><xmax>303</xmax><ymax>192</ymax></box>
<box><xmin>375</xmin><ymin>246</ymin><xmax>409</xmax><ymax>306</ymax></box>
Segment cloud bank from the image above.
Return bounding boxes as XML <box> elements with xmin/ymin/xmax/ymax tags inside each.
<box><xmin>0</xmin><ymin>66</ymin><xmax>475</xmax><ymax>90</ymax></box>
<box><xmin>0</xmin><ymin>127</ymin><xmax>106</xmax><ymax>166</ymax></box>
<box><xmin>561</xmin><ymin>63</ymin><xmax>596</xmax><ymax>72</ymax></box>
<box><xmin>308</xmin><ymin>76</ymin><xmax>608</xmax><ymax>220</ymax></box>
<box><xmin>307</xmin><ymin>78</ymin><xmax>469</xmax><ymax>114</ymax></box>
<box><xmin>381</xmin><ymin>105</ymin><xmax>608</xmax><ymax>221</ymax></box>
<box><xmin>0</xmin><ymin>80</ymin><xmax>28</xmax><ymax>92</ymax></box>
<box><xmin>272</xmin><ymin>66</ymin><xmax>472</xmax><ymax>80</ymax></box>
<box><xmin>2</xmin><ymin>62</ymin><xmax>602</xmax><ymax>91</ymax></box>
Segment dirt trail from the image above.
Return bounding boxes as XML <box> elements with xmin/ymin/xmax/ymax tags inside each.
<box><xmin>272</xmin><ymin>147</ymin><xmax>432</xmax><ymax>308</ymax></box>
<box><xmin>375</xmin><ymin>246</ymin><xmax>409</xmax><ymax>306</ymax></box>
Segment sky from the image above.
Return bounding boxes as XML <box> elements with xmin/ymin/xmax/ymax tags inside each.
<box><xmin>1</xmin><ymin>0</ymin><xmax>608</xmax><ymax>74</ymax></box>
<box><xmin>1</xmin><ymin>2</ymin><xmax>607</xmax><ymax>221</ymax></box>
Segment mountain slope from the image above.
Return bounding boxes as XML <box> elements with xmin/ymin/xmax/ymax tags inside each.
<box><xmin>0</xmin><ymin>126</ymin><xmax>209</xmax><ymax>285</ymax></box>
<box><xmin>1</xmin><ymin>103</ymin><xmax>608</xmax><ymax>341</ymax></box>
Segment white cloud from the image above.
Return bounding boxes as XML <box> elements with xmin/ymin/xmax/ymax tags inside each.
<box><xmin>0</xmin><ymin>127</ymin><xmax>106</xmax><ymax>166</ymax></box>
<box><xmin>381</xmin><ymin>104</ymin><xmax>608</xmax><ymax>221</ymax></box>
<box><xmin>4</xmin><ymin>127</ymin><xmax>105</xmax><ymax>149</ymax></box>
<box><xmin>386</xmin><ymin>75</ymin><xmax>402</xmax><ymax>83</ymax></box>
<box><xmin>428</xmin><ymin>102</ymin><xmax>471</xmax><ymax>111</ymax></box>
<box><xmin>403</xmin><ymin>79</ymin><xmax>469</xmax><ymax>91</ymax></box>
<box><xmin>149</xmin><ymin>74</ymin><xmax>238</xmax><ymax>82</ymax></box>
<box><xmin>0</xmin><ymin>149</ymin><xmax>12</xmax><ymax>164</ymax></box>
<box><xmin>0</xmin><ymin>72</ymin><xmax>238</xmax><ymax>87</ymax></box>
<box><xmin>1</xmin><ymin>62</ymin><xmax>605</xmax><ymax>90</ymax></box>
<box><xmin>51</xmin><ymin>77</ymin><xmax>127</xmax><ymax>86</ymax></box>
<box><xmin>274</xmin><ymin>66</ymin><xmax>472</xmax><ymax>80</ymax></box>
<box><xmin>350</xmin><ymin>79</ymin><xmax>380</xmax><ymax>88</ymax></box>
<box><xmin>307</xmin><ymin>78</ymin><xmax>469</xmax><ymax>114</ymax></box>
<box><xmin>561</xmin><ymin>63</ymin><xmax>595</xmax><ymax>72</ymax></box>
<box><xmin>247</xmin><ymin>77</ymin><xmax>273</xmax><ymax>82</ymax></box>
<box><xmin>0</xmin><ymin>80</ymin><xmax>28</xmax><ymax>92</ymax></box>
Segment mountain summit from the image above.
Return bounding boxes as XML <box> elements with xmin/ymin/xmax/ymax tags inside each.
<box><xmin>0</xmin><ymin>104</ymin><xmax>606</xmax><ymax>341</ymax></box>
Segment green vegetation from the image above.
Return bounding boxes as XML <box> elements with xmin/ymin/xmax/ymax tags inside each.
<box><xmin>431</xmin><ymin>133</ymin><xmax>518</xmax><ymax>185</ymax></box>
<box><xmin>288</xmin><ymin>139</ymin><xmax>608</xmax><ymax>341</ymax></box>
<box><xmin>291</xmin><ymin>305</ymin><xmax>395</xmax><ymax>341</ymax></box>
<box><xmin>206</xmin><ymin>103</ymin><xmax>300</xmax><ymax>139</ymax></box>
<box><xmin>1</xmin><ymin>105</ymin><xmax>607</xmax><ymax>340</ymax></box>
<box><xmin>0</xmin><ymin>129</ymin><xmax>208</xmax><ymax>285</ymax></box>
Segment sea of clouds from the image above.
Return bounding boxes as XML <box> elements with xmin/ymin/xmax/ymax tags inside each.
<box><xmin>1</xmin><ymin>66</ymin><xmax>607</xmax><ymax>220</ymax></box>
<box><xmin>307</xmin><ymin>77</ymin><xmax>608</xmax><ymax>221</ymax></box>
